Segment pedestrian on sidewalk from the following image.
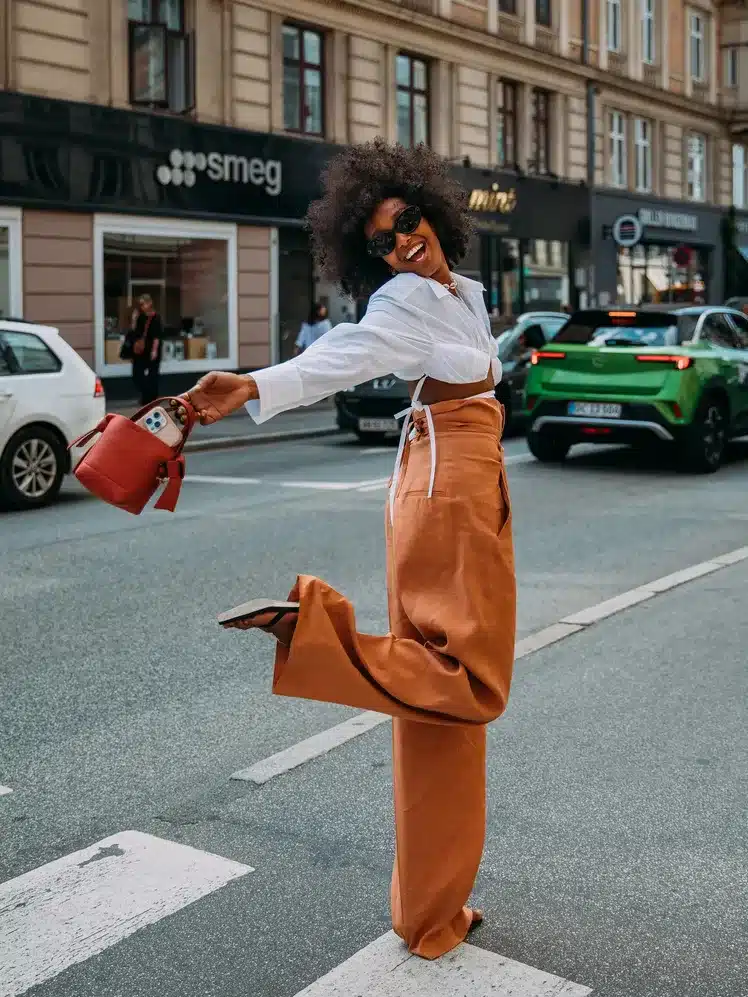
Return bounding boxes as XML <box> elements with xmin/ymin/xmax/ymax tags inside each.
<box><xmin>293</xmin><ymin>302</ymin><xmax>332</xmax><ymax>355</ymax></box>
<box><xmin>181</xmin><ymin>140</ymin><xmax>516</xmax><ymax>961</ymax></box>
<box><xmin>129</xmin><ymin>294</ymin><xmax>162</xmax><ymax>405</ymax></box>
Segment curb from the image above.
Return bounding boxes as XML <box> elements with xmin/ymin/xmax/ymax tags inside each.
<box><xmin>184</xmin><ymin>426</ymin><xmax>342</xmax><ymax>453</ymax></box>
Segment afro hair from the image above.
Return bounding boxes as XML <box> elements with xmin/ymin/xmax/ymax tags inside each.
<box><xmin>305</xmin><ymin>139</ymin><xmax>473</xmax><ymax>299</ymax></box>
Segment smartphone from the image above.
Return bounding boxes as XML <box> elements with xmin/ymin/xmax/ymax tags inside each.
<box><xmin>135</xmin><ymin>406</ymin><xmax>183</xmax><ymax>448</ymax></box>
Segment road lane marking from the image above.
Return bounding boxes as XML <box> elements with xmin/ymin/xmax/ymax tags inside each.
<box><xmin>186</xmin><ymin>455</ymin><xmax>535</xmax><ymax>494</ymax></box>
<box><xmin>712</xmin><ymin>545</ymin><xmax>748</xmax><ymax>566</ymax></box>
<box><xmin>354</xmin><ymin>456</ymin><xmax>534</xmax><ymax>494</ymax></box>
<box><xmin>280</xmin><ymin>480</ymin><xmax>362</xmax><ymax>491</ymax></box>
<box><xmin>357</xmin><ymin>478</ymin><xmax>391</xmax><ymax>492</ymax></box>
<box><xmin>238</xmin><ymin>544</ymin><xmax>748</xmax><ymax>786</ymax></box>
<box><xmin>514</xmin><ymin>623</ymin><xmax>585</xmax><ymax>659</ymax></box>
<box><xmin>560</xmin><ymin>586</ymin><xmax>654</xmax><ymax>626</ymax></box>
<box><xmin>0</xmin><ymin>830</ymin><xmax>253</xmax><ymax>997</ymax></box>
<box><xmin>183</xmin><ymin>474</ymin><xmax>262</xmax><ymax>485</ymax></box>
<box><xmin>0</xmin><ymin>786</ymin><xmax>12</xmax><ymax>797</ymax></box>
<box><xmin>292</xmin><ymin>930</ymin><xmax>592</xmax><ymax>997</ymax></box>
<box><xmin>560</xmin><ymin>560</ymin><xmax>726</xmax><ymax>625</ymax></box>
<box><xmin>231</xmin><ymin>712</ymin><xmax>389</xmax><ymax>785</ymax></box>
<box><xmin>505</xmin><ymin>452</ymin><xmax>536</xmax><ymax>465</ymax></box>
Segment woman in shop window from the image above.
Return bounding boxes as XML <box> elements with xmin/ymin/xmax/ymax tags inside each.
<box><xmin>293</xmin><ymin>302</ymin><xmax>332</xmax><ymax>355</ymax></box>
<box><xmin>130</xmin><ymin>294</ymin><xmax>162</xmax><ymax>406</ymax></box>
<box><xmin>180</xmin><ymin>140</ymin><xmax>516</xmax><ymax>961</ymax></box>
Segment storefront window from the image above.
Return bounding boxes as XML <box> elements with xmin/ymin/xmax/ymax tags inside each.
<box><xmin>617</xmin><ymin>244</ymin><xmax>708</xmax><ymax>305</ymax></box>
<box><xmin>0</xmin><ymin>210</ymin><xmax>22</xmax><ymax>319</ymax></box>
<box><xmin>476</xmin><ymin>234</ymin><xmax>571</xmax><ymax>321</ymax></box>
<box><xmin>523</xmin><ymin>239</ymin><xmax>569</xmax><ymax>311</ymax></box>
<box><xmin>94</xmin><ymin>218</ymin><xmax>237</xmax><ymax>373</ymax></box>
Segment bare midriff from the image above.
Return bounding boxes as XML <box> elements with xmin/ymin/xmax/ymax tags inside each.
<box><xmin>406</xmin><ymin>371</ymin><xmax>495</xmax><ymax>406</ymax></box>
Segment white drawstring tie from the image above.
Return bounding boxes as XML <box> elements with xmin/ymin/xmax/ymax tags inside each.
<box><xmin>388</xmin><ymin>375</ymin><xmax>495</xmax><ymax>524</ymax></box>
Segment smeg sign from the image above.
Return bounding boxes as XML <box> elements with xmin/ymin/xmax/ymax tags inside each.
<box><xmin>156</xmin><ymin>149</ymin><xmax>282</xmax><ymax>196</ymax></box>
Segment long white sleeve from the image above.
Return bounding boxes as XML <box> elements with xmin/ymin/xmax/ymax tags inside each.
<box><xmin>246</xmin><ymin>295</ymin><xmax>434</xmax><ymax>424</ymax></box>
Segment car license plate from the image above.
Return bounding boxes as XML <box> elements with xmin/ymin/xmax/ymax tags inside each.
<box><xmin>568</xmin><ymin>402</ymin><xmax>623</xmax><ymax>418</ymax></box>
<box><xmin>358</xmin><ymin>418</ymin><xmax>399</xmax><ymax>433</ymax></box>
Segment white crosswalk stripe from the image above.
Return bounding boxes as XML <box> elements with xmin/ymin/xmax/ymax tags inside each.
<box><xmin>0</xmin><ymin>830</ymin><xmax>595</xmax><ymax>997</ymax></box>
<box><xmin>0</xmin><ymin>831</ymin><xmax>253</xmax><ymax>997</ymax></box>
<box><xmin>291</xmin><ymin>930</ymin><xmax>593</xmax><ymax>997</ymax></box>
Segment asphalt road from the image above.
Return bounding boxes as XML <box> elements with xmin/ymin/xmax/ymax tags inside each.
<box><xmin>1</xmin><ymin>427</ymin><xmax>746</xmax><ymax>997</ymax></box>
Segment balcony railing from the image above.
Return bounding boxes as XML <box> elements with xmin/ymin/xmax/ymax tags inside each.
<box><xmin>535</xmin><ymin>25</ymin><xmax>557</xmax><ymax>55</ymax></box>
<box><xmin>642</xmin><ymin>63</ymin><xmax>661</xmax><ymax>88</ymax></box>
<box><xmin>498</xmin><ymin>13</ymin><xmax>522</xmax><ymax>43</ymax></box>
<box><xmin>607</xmin><ymin>51</ymin><xmax>628</xmax><ymax>77</ymax></box>
<box><xmin>691</xmin><ymin>80</ymin><xmax>711</xmax><ymax>104</ymax></box>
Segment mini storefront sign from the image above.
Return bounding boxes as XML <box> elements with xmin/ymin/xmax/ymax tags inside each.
<box><xmin>453</xmin><ymin>165</ymin><xmax>588</xmax><ymax>244</ymax></box>
<box><xmin>468</xmin><ymin>183</ymin><xmax>517</xmax><ymax>214</ymax></box>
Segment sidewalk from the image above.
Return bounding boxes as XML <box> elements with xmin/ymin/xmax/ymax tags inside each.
<box><xmin>107</xmin><ymin>399</ymin><xmax>340</xmax><ymax>452</ymax></box>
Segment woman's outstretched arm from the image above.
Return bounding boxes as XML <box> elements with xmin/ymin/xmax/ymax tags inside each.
<box><xmin>183</xmin><ymin>289</ymin><xmax>433</xmax><ymax>426</ymax></box>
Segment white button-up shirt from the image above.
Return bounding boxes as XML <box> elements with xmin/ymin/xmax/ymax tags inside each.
<box><xmin>246</xmin><ymin>272</ymin><xmax>501</xmax><ymax>424</ymax></box>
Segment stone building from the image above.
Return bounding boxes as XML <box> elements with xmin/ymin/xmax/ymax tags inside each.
<box><xmin>0</xmin><ymin>0</ymin><xmax>743</xmax><ymax>394</ymax></box>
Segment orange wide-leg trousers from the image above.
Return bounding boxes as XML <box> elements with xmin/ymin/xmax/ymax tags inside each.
<box><xmin>271</xmin><ymin>397</ymin><xmax>516</xmax><ymax>959</ymax></box>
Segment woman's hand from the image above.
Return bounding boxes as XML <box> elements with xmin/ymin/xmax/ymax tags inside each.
<box><xmin>180</xmin><ymin>372</ymin><xmax>257</xmax><ymax>425</ymax></box>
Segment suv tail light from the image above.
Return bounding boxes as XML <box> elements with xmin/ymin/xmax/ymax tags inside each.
<box><xmin>530</xmin><ymin>350</ymin><xmax>566</xmax><ymax>365</ymax></box>
<box><xmin>635</xmin><ymin>354</ymin><xmax>692</xmax><ymax>370</ymax></box>
<box><xmin>94</xmin><ymin>377</ymin><xmax>105</xmax><ymax>398</ymax></box>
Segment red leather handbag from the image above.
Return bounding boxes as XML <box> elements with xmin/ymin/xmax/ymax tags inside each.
<box><xmin>69</xmin><ymin>398</ymin><xmax>197</xmax><ymax>515</ymax></box>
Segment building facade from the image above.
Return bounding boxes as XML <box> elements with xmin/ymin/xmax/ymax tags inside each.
<box><xmin>0</xmin><ymin>0</ymin><xmax>744</xmax><ymax>395</ymax></box>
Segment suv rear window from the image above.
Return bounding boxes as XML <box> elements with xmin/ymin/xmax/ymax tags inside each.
<box><xmin>553</xmin><ymin>310</ymin><xmax>685</xmax><ymax>347</ymax></box>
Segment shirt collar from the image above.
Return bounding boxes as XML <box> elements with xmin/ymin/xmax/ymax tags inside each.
<box><xmin>424</xmin><ymin>273</ymin><xmax>486</xmax><ymax>299</ymax></box>
<box><xmin>454</xmin><ymin>273</ymin><xmax>486</xmax><ymax>295</ymax></box>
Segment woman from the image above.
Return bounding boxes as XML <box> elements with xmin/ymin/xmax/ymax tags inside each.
<box><xmin>182</xmin><ymin>141</ymin><xmax>516</xmax><ymax>960</ymax></box>
<box><xmin>294</xmin><ymin>302</ymin><xmax>332</xmax><ymax>355</ymax></box>
<box><xmin>130</xmin><ymin>294</ymin><xmax>162</xmax><ymax>405</ymax></box>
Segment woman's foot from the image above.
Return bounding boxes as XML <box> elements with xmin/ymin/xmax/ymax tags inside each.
<box><xmin>467</xmin><ymin>909</ymin><xmax>483</xmax><ymax>933</ymax></box>
<box><xmin>227</xmin><ymin>610</ymin><xmax>297</xmax><ymax>646</ymax></box>
<box><xmin>218</xmin><ymin>600</ymin><xmax>299</xmax><ymax>646</ymax></box>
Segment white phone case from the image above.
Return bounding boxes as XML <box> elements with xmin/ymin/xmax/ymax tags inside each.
<box><xmin>135</xmin><ymin>406</ymin><xmax>183</xmax><ymax>448</ymax></box>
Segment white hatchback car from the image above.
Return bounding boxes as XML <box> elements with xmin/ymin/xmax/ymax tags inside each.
<box><xmin>0</xmin><ymin>319</ymin><xmax>105</xmax><ymax>510</ymax></box>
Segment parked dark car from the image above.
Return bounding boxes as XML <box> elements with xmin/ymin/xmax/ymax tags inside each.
<box><xmin>335</xmin><ymin>375</ymin><xmax>410</xmax><ymax>442</ymax></box>
<box><xmin>493</xmin><ymin>312</ymin><xmax>568</xmax><ymax>426</ymax></box>
<box><xmin>334</xmin><ymin>311</ymin><xmax>568</xmax><ymax>441</ymax></box>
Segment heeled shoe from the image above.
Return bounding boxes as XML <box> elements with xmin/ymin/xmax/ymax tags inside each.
<box><xmin>217</xmin><ymin>599</ymin><xmax>300</xmax><ymax>630</ymax></box>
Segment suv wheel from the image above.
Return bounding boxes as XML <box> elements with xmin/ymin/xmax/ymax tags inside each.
<box><xmin>527</xmin><ymin>430</ymin><xmax>570</xmax><ymax>463</ymax></box>
<box><xmin>678</xmin><ymin>396</ymin><xmax>728</xmax><ymax>474</ymax></box>
<box><xmin>0</xmin><ymin>426</ymin><xmax>66</xmax><ymax>510</ymax></box>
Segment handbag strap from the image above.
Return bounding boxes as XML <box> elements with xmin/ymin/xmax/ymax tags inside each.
<box><xmin>69</xmin><ymin>413</ymin><xmax>115</xmax><ymax>450</ymax></box>
<box><xmin>68</xmin><ymin>398</ymin><xmax>196</xmax><ymax>454</ymax></box>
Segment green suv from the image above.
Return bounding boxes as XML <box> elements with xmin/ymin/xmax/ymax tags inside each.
<box><xmin>524</xmin><ymin>306</ymin><xmax>748</xmax><ymax>472</ymax></box>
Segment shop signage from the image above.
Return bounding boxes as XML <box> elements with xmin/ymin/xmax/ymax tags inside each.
<box><xmin>612</xmin><ymin>214</ymin><xmax>642</xmax><ymax>247</ymax></box>
<box><xmin>156</xmin><ymin>149</ymin><xmax>282</xmax><ymax>195</ymax></box>
<box><xmin>468</xmin><ymin>183</ymin><xmax>517</xmax><ymax>214</ymax></box>
<box><xmin>638</xmin><ymin>208</ymin><xmax>698</xmax><ymax>233</ymax></box>
<box><xmin>0</xmin><ymin>91</ymin><xmax>329</xmax><ymax>224</ymax></box>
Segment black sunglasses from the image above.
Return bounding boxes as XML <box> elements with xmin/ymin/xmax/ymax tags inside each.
<box><xmin>366</xmin><ymin>205</ymin><xmax>422</xmax><ymax>258</ymax></box>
